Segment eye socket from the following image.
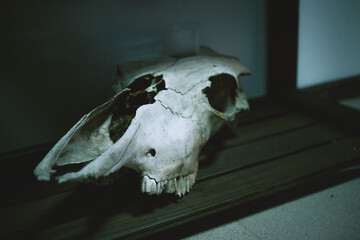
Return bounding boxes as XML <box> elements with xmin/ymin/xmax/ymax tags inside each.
<box><xmin>146</xmin><ymin>149</ymin><xmax>156</xmax><ymax>157</ymax></box>
<box><xmin>202</xmin><ymin>73</ymin><xmax>238</xmax><ymax>114</ymax></box>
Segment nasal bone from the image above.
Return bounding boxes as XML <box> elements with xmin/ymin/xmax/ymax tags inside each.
<box><xmin>103</xmin><ymin>124</ymin><xmax>141</xmax><ymax>176</ymax></box>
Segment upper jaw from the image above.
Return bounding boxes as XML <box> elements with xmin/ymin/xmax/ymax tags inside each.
<box><xmin>141</xmin><ymin>171</ymin><xmax>197</xmax><ymax>197</ymax></box>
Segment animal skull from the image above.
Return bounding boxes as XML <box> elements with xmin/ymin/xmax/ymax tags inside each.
<box><xmin>34</xmin><ymin>47</ymin><xmax>250</xmax><ymax>197</ymax></box>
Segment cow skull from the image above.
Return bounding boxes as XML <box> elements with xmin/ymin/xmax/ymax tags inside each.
<box><xmin>34</xmin><ymin>47</ymin><xmax>250</xmax><ymax>197</ymax></box>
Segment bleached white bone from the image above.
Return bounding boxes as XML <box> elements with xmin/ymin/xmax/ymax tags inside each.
<box><xmin>34</xmin><ymin>46</ymin><xmax>250</xmax><ymax>197</ymax></box>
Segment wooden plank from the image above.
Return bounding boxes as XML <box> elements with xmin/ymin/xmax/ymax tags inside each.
<box><xmin>236</xmin><ymin>98</ymin><xmax>289</xmax><ymax>125</ymax></box>
<box><xmin>139</xmin><ymin>141</ymin><xmax>360</xmax><ymax>240</ymax></box>
<box><xmin>233</xmin><ymin>112</ymin><xmax>315</xmax><ymax>144</ymax></box>
<box><xmin>203</xmin><ymin>112</ymin><xmax>316</xmax><ymax>154</ymax></box>
<box><xmin>5</xmin><ymin>174</ymin><xmax>257</xmax><ymax>240</ymax></box>
<box><xmin>288</xmin><ymin>90</ymin><xmax>360</xmax><ymax>135</ymax></box>
<box><xmin>0</xmin><ymin>176</ymin><xmax>143</xmax><ymax>237</ymax></box>
<box><xmin>0</xmin><ymin>121</ymin><xmax>346</xmax><ymax>237</ymax></box>
<box><xmin>285</xmin><ymin>75</ymin><xmax>360</xmax><ymax>135</ymax></box>
<box><xmin>199</xmin><ymin>123</ymin><xmax>345</xmax><ymax>179</ymax></box>
<box><xmin>12</xmin><ymin>137</ymin><xmax>359</xmax><ymax>240</ymax></box>
<box><xmin>0</xmin><ymin>191</ymin><xmax>75</xmax><ymax>236</ymax></box>
<box><xmin>0</xmin><ymin>112</ymin><xmax>317</xmax><ymax>210</ymax></box>
<box><xmin>0</xmin><ymin>109</ymin><xmax>300</xmax><ymax>207</ymax></box>
<box><xmin>241</xmin><ymin>137</ymin><xmax>360</xmax><ymax>191</ymax></box>
<box><xmin>1</xmin><ymin>100</ymin><xmax>354</xmax><ymax>239</ymax></box>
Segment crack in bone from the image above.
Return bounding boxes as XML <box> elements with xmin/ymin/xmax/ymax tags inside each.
<box><xmin>166</xmin><ymin>77</ymin><xmax>209</xmax><ymax>96</ymax></box>
<box><xmin>156</xmin><ymin>97</ymin><xmax>197</xmax><ymax>120</ymax></box>
<box><xmin>156</xmin><ymin>99</ymin><xmax>192</xmax><ymax>119</ymax></box>
<box><xmin>155</xmin><ymin>87</ymin><xmax>199</xmax><ymax>119</ymax></box>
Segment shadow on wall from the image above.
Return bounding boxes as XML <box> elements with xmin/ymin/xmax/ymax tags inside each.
<box><xmin>0</xmin><ymin>0</ymin><xmax>266</xmax><ymax>152</ymax></box>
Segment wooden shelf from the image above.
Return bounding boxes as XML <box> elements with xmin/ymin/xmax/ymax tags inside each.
<box><xmin>1</xmin><ymin>1</ymin><xmax>358</xmax><ymax>239</ymax></box>
<box><xmin>1</xmin><ymin>97</ymin><xmax>359</xmax><ymax>239</ymax></box>
<box><xmin>286</xmin><ymin>75</ymin><xmax>360</xmax><ymax>135</ymax></box>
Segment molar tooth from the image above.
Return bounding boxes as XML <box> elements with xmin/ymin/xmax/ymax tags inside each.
<box><xmin>186</xmin><ymin>175</ymin><xmax>191</xmax><ymax>186</ymax></box>
<box><xmin>177</xmin><ymin>176</ymin><xmax>182</xmax><ymax>189</ymax></box>
<box><xmin>170</xmin><ymin>179</ymin><xmax>176</xmax><ymax>192</ymax></box>
<box><xmin>177</xmin><ymin>176</ymin><xmax>185</xmax><ymax>196</ymax></box>
<box><xmin>161</xmin><ymin>180</ymin><xmax>166</xmax><ymax>189</ymax></box>
<box><xmin>189</xmin><ymin>172</ymin><xmax>196</xmax><ymax>185</ymax></box>
<box><xmin>181</xmin><ymin>178</ymin><xmax>186</xmax><ymax>195</ymax></box>
<box><xmin>145</xmin><ymin>176</ymin><xmax>156</xmax><ymax>194</ymax></box>
<box><xmin>174</xmin><ymin>178</ymin><xmax>177</xmax><ymax>189</ymax></box>
<box><xmin>159</xmin><ymin>181</ymin><xmax>163</xmax><ymax>191</ymax></box>
<box><xmin>156</xmin><ymin>182</ymin><xmax>162</xmax><ymax>195</ymax></box>
<box><xmin>143</xmin><ymin>175</ymin><xmax>151</xmax><ymax>193</ymax></box>
<box><xmin>141</xmin><ymin>177</ymin><xmax>147</xmax><ymax>193</ymax></box>
<box><xmin>186</xmin><ymin>178</ymin><xmax>190</xmax><ymax>192</ymax></box>
<box><xmin>149</xmin><ymin>179</ymin><xmax>157</xmax><ymax>195</ymax></box>
<box><xmin>165</xmin><ymin>179</ymin><xmax>175</xmax><ymax>193</ymax></box>
<box><xmin>187</xmin><ymin>174</ymin><xmax>193</xmax><ymax>185</ymax></box>
<box><xmin>164</xmin><ymin>180</ymin><xmax>170</xmax><ymax>192</ymax></box>
<box><xmin>160</xmin><ymin>180</ymin><xmax>166</xmax><ymax>191</ymax></box>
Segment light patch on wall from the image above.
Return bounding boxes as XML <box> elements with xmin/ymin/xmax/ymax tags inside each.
<box><xmin>297</xmin><ymin>0</ymin><xmax>360</xmax><ymax>88</ymax></box>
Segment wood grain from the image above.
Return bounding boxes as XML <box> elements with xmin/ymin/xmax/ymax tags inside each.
<box><xmin>1</xmin><ymin>100</ymin><xmax>359</xmax><ymax>240</ymax></box>
<box><xmin>31</xmin><ymin>137</ymin><xmax>360</xmax><ymax>240</ymax></box>
<box><xmin>0</xmin><ymin>98</ymin><xmax>289</xmax><ymax>207</ymax></box>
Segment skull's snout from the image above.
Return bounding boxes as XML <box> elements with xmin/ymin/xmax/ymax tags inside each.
<box><xmin>137</xmin><ymin>144</ymin><xmax>199</xmax><ymax>197</ymax></box>
<box><xmin>122</xmin><ymin>107</ymin><xmax>200</xmax><ymax>196</ymax></box>
<box><xmin>129</xmin><ymin>143</ymin><xmax>199</xmax><ymax>197</ymax></box>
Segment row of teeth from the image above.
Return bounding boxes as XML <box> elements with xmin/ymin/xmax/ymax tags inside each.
<box><xmin>141</xmin><ymin>172</ymin><xmax>197</xmax><ymax>197</ymax></box>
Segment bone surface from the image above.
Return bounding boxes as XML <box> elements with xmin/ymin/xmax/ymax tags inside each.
<box><xmin>34</xmin><ymin>46</ymin><xmax>250</xmax><ymax>197</ymax></box>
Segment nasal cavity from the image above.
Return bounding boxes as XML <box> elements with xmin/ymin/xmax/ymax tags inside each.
<box><xmin>146</xmin><ymin>149</ymin><xmax>156</xmax><ymax>157</ymax></box>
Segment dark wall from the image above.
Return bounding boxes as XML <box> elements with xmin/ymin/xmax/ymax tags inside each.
<box><xmin>0</xmin><ymin>0</ymin><xmax>266</xmax><ymax>152</ymax></box>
